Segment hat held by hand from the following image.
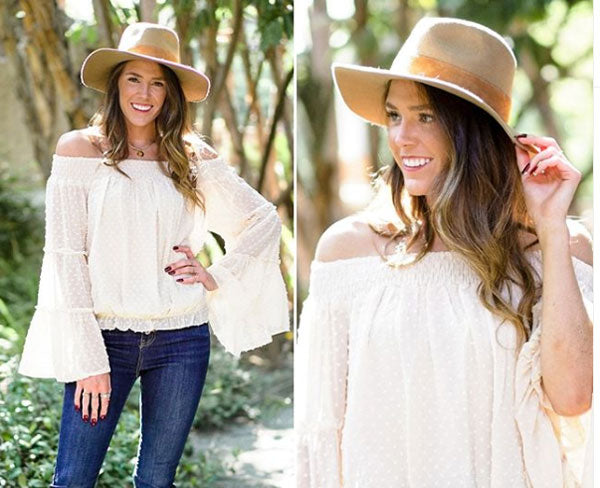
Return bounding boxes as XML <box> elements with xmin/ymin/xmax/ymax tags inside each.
<box><xmin>333</xmin><ymin>17</ymin><xmax>517</xmax><ymax>140</ymax></box>
<box><xmin>81</xmin><ymin>22</ymin><xmax>210</xmax><ymax>103</ymax></box>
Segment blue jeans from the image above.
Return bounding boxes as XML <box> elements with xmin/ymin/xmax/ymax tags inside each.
<box><xmin>51</xmin><ymin>323</ymin><xmax>211</xmax><ymax>488</ymax></box>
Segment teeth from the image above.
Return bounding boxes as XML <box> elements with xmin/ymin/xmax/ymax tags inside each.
<box><xmin>132</xmin><ymin>103</ymin><xmax>152</xmax><ymax>112</ymax></box>
<box><xmin>403</xmin><ymin>157</ymin><xmax>431</xmax><ymax>167</ymax></box>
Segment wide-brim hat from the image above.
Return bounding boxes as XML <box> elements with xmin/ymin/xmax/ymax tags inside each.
<box><xmin>81</xmin><ymin>22</ymin><xmax>210</xmax><ymax>103</ymax></box>
<box><xmin>333</xmin><ymin>17</ymin><xmax>518</xmax><ymax>142</ymax></box>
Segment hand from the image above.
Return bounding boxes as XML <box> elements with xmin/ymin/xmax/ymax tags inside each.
<box><xmin>74</xmin><ymin>372</ymin><xmax>111</xmax><ymax>426</ymax></box>
<box><xmin>165</xmin><ymin>245</ymin><xmax>218</xmax><ymax>291</ymax></box>
<box><xmin>514</xmin><ymin>134</ymin><xmax>581</xmax><ymax>237</ymax></box>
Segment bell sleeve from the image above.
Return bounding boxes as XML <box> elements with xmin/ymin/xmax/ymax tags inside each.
<box><xmin>194</xmin><ymin>155</ymin><xmax>289</xmax><ymax>356</ymax></box>
<box><xmin>296</xmin><ymin>262</ymin><xmax>349</xmax><ymax>488</ymax></box>
<box><xmin>515</xmin><ymin>256</ymin><xmax>593</xmax><ymax>488</ymax></box>
<box><xmin>18</xmin><ymin>156</ymin><xmax>110</xmax><ymax>383</ymax></box>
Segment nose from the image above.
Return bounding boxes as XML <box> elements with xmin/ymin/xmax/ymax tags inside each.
<box><xmin>138</xmin><ymin>82</ymin><xmax>151</xmax><ymax>98</ymax></box>
<box><xmin>389</xmin><ymin>119</ymin><xmax>416</xmax><ymax>148</ymax></box>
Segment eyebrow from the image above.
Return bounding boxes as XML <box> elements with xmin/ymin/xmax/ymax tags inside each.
<box><xmin>125</xmin><ymin>71</ymin><xmax>165</xmax><ymax>81</ymax></box>
<box><xmin>385</xmin><ymin>101</ymin><xmax>433</xmax><ymax>111</ymax></box>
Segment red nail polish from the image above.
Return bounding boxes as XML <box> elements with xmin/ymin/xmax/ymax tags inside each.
<box><xmin>173</xmin><ymin>246</ymin><xmax>179</xmax><ymax>250</ymax></box>
<box><xmin>515</xmin><ymin>133</ymin><xmax>527</xmax><ymax>138</ymax></box>
<box><xmin>91</xmin><ymin>419</ymin><xmax>97</xmax><ymax>426</ymax></box>
<box><xmin>176</xmin><ymin>278</ymin><xmax>183</xmax><ymax>282</ymax></box>
<box><xmin>521</xmin><ymin>163</ymin><xmax>530</xmax><ymax>175</ymax></box>
<box><xmin>164</xmin><ymin>267</ymin><xmax>171</xmax><ymax>272</ymax></box>
<box><xmin>169</xmin><ymin>270</ymin><xmax>175</xmax><ymax>275</ymax></box>
<box><xmin>75</xmin><ymin>405</ymin><xmax>80</xmax><ymax>411</ymax></box>
<box><xmin>83</xmin><ymin>415</ymin><xmax>89</xmax><ymax>422</ymax></box>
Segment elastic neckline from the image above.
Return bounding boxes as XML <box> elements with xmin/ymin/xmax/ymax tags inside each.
<box><xmin>53</xmin><ymin>154</ymin><xmax>163</xmax><ymax>163</ymax></box>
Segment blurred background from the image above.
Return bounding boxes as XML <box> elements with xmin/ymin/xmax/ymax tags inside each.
<box><xmin>297</xmin><ymin>0</ymin><xmax>593</xmax><ymax>305</ymax></box>
<box><xmin>0</xmin><ymin>0</ymin><xmax>293</xmax><ymax>486</ymax></box>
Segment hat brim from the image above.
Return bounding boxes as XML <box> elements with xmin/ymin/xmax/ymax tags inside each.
<box><xmin>332</xmin><ymin>63</ymin><xmax>516</xmax><ymax>143</ymax></box>
<box><xmin>81</xmin><ymin>48</ymin><xmax>210</xmax><ymax>103</ymax></box>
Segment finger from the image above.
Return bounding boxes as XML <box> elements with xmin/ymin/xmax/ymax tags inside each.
<box><xmin>170</xmin><ymin>264</ymin><xmax>201</xmax><ymax>276</ymax></box>
<box><xmin>175</xmin><ymin>275</ymin><xmax>199</xmax><ymax>285</ymax></box>
<box><xmin>74</xmin><ymin>382</ymin><xmax>82</xmax><ymax>411</ymax></box>
<box><xmin>90</xmin><ymin>393</ymin><xmax>100</xmax><ymax>426</ymax></box>
<box><xmin>530</xmin><ymin>156</ymin><xmax>579</xmax><ymax>179</ymax></box>
<box><xmin>515</xmin><ymin>134</ymin><xmax>560</xmax><ymax>151</ymax></box>
<box><xmin>100</xmin><ymin>394</ymin><xmax>110</xmax><ymax>420</ymax></box>
<box><xmin>173</xmin><ymin>245</ymin><xmax>195</xmax><ymax>259</ymax></box>
<box><xmin>82</xmin><ymin>391</ymin><xmax>90</xmax><ymax>422</ymax></box>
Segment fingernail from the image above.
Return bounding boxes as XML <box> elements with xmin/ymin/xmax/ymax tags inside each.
<box><xmin>100</xmin><ymin>415</ymin><xmax>106</xmax><ymax>421</ymax></box>
<box><xmin>173</xmin><ymin>246</ymin><xmax>179</xmax><ymax>250</ymax></box>
<box><xmin>168</xmin><ymin>270</ymin><xmax>175</xmax><ymax>275</ymax></box>
<box><xmin>521</xmin><ymin>163</ymin><xmax>530</xmax><ymax>175</ymax></box>
<box><xmin>515</xmin><ymin>133</ymin><xmax>527</xmax><ymax>139</ymax></box>
<box><xmin>91</xmin><ymin>419</ymin><xmax>97</xmax><ymax>426</ymax></box>
<box><xmin>83</xmin><ymin>415</ymin><xmax>89</xmax><ymax>422</ymax></box>
<box><xmin>176</xmin><ymin>278</ymin><xmax>183</xmax><ymax>282</ymax></box>
<box><xmin>75</xmin><ymin>405</ymin><xmax>80</xmax><ymax>411</ymax></box>
<box><xmin>164</xmin><ymin>266</ymin><xmax>171</xmax><ymax>272</ymax></box>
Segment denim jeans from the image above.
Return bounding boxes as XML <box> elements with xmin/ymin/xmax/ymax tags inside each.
<box><xmin>51</xmin><ymin>323</ymin><xmax>211</xmax><ymax>488</ymax></box>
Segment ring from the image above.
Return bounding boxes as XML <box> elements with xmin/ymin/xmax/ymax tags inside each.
<box><xmin>100</xmin><ymin>393</ymin><xmax>111</xmax><ymax>399</ymax></box>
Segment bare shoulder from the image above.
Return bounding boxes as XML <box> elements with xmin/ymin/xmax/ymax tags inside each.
<box><xmin>315</xmin><ymin>214</ymin><xmax>386</xmax><ymax>263</ymax></box>
<box><xmin>567</xmin><ymin>219</ymin><xmax>593</xmax><ymax>266</ymax></box>
<box><xmin>55</xmin><ymin>128</ymin><xmax>104</xmax><ymax>158</ymax></box>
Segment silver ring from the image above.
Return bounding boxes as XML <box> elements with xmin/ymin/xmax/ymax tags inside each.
<box><xmin>100</xmin><ymin>393</ymin><xmax>111</xmax><ymax>399</ymax></box>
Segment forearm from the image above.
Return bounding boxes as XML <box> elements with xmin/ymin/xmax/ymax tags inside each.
<box><xmin>538</xmin><ymin>222</ymin><xmax>593</xmax><ymax>416</ymax></box>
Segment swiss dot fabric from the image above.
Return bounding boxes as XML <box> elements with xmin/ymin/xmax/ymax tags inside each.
<box><xmin>19</xmin><ymin>149</ymin><xmax>289</xmax><ymax>383</ymax></box>
<box><xmin>296</xmin><ymin>251</ymin><xmax>592</xmax><ymax>488</ymax></box>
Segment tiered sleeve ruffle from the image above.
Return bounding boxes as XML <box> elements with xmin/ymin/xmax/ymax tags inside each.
<box><xmin>194</xmin><ymin>155</ymin><xmax>289</xmax><ymax>356</ymax></box>
<box><xmin>296</xmin><ymin>262</ymin><xmax>349</xmax><ymax>488</ymax></box>
<box><xmin>18</xmin><ymin>156</ymin><xmax>110</xmax><ymax>383</ymax></box>
<box><xmin>515</xmin><ymin>256</ymin><xmax>593</xmax><ymax>488</ymax></box>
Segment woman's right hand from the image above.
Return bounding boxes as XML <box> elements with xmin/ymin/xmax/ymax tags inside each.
<box><xmin>74</xmin><ymin>373</ymin><xmax>111</xmax><ymax>426</ymax></box>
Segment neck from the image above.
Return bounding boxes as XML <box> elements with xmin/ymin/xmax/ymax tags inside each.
<box><xmin>126</xmin><ymin>122</ymin><xmax>156</xmax><ymax>146</ymax></box>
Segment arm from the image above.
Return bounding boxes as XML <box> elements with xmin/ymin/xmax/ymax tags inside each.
<box><xmin>18</xmin><ymin>131</ymin><xmax>110</xmax><ymax>421</ymax></box>
<box><xmin>193</xmin><ymin>151</ymin><xmax>289</xmax><ymax>356</ymax></box>
<box><xmin>515</xmin><ymin>134</ymin><xmax>592</xmax><ymax>416</ymax></box>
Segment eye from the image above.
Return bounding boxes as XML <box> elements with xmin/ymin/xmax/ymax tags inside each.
<box><xmin>127</xmin><ymin>76</ymin><xmax>139</xmax><ymax>83</ymax></box>
<box><xmin>385</xmin><ymin>109</ymin><xmax>400</xmax><ymax>123</ymax></box>
<box><xmin>152</xmin><ymin>81</ymin><xmax>165</xmax><ymax>87</ymax></box>
<box><xmin>419</xmin><ymin>113</ymin><xmax>435</xmax><ymax>123</ymax></box>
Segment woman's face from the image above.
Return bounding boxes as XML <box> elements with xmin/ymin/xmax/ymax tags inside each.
<box><xmin>385</xmin><ymin>80</ymin><xmax>450</xmax><ymax>198</ymax></box>
<box><xmin>118</xmin><ymin>59</ymin><xmax>167</xmax><ymax>129</ymax></box>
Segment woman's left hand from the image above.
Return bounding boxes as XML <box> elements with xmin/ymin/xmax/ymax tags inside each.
<box><xmin>515</xmin><ymin>134</ymin><xmax>581</xmax><ymax>234</ymax></box>
<box><xmin>164</xmin><ymin>245</ymin><xmax>218</xmax><ymax>291</ymax></box>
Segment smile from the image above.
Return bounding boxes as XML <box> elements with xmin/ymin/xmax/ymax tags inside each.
<box><xmin>131</xmin><ymin>103</ymin><xmax>152</xmax><ymax>112</ymax></box>
<box><xmin>402</xmin><ymin>157</ymin><xmax>432</xmax><ymax>169</ymax></box>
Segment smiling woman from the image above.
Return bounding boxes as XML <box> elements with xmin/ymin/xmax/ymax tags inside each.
<box><xmin>296</xmin><ymin>16</ymin><xmax>593</xmax><ymax>488</ymax></box>
<box><xmin>17</xmin><ymin>22</ymin><xmax>289</xmax><ymax>487</ymax></box>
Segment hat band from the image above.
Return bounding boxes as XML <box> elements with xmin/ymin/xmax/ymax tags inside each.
<box><xmin>406</xmin><ymin>55</ymin><xmax>511</xmax><ymax>122</ymax></box>
<box><xmin>127</xmin><ymin>45</ymin><xmax>179</xmax><ymax>64</ymax></box>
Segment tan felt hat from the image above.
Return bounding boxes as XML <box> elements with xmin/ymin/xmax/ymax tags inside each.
<box><xmin>332</xmin><ymin>17</ymin><xmax>518</xmax><ymax>141</ymax></box>
<box><xmin>81</xmin><ymin>22</ymin><xmax>210</xmax><ymax>102</ymax></box>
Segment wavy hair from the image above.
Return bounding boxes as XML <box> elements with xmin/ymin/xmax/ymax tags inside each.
<box><xmin>374</xmin><ymin>81</ymin><xmax>541</xmax><ymax>346</ymax></box>
<box><xmin>89</xmin><ymin>61</ymin><xmax>204</xmax><ymax>211</ymax></box>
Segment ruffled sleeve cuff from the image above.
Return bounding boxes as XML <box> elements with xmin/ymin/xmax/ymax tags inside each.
<box><xmin>515</xmin><ymin>258</ymin><xmax>593</xmax><ymax>487</ymax></box>
<box><xmin>18</xmin><ymin>307</ymin><xmax>110</xmax><ymax>383</ymax></box>
<box><xmin>206</xmin><ymin>254</ymin><xmax>289</xmax><ymax>357</ymax></box>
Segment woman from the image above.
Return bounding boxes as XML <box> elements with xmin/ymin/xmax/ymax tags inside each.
<box><xmin>296</xmin><ymin>17</ymin><xmax>592</xmax><ymax>488</ymax></box>
<box><xmin>18</xmin><ymin>22</ymin><xmax>289</xmax><ymax>486</ymax></box>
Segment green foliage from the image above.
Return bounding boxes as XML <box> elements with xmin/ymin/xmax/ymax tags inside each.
<box><xmin>0</xmin><ymin>165</ymin><xmax>44</xmax><ymax>262</ymax></box>
<box><xmin>194</xmin><ymin>347</ymin><xmax>258</xmax><ymax>429</ymax></box>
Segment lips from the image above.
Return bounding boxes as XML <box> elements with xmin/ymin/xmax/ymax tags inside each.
<box><xmin>402</xmin><ymin>156</ymin><xmax>432</xmax><ymax>169</ymax></box>
<box><xmin>131</xmin><ymin>103</ymin><xmax>152</xmax><ymax>112</ymax></box>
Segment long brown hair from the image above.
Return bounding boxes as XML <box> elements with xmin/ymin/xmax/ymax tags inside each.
<box><xmin>375</xmin><ymin>81</ymin><xmax>541</xmax><ymax>345</ymax></box>
<box><xmin>89</xmin><ymin>61</ymin><xmax>204</xmax><ymax>211</ymax></box>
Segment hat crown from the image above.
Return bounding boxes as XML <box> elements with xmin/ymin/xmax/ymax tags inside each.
<box><xmin>118</xmin><ymin>22</ymin><xmax>181</xmax><ymax>63</ymax></box>
<box><xmin>392</xmin><ymin>17</ymin><xmax>516</xmax><ymax>99</ymax></box>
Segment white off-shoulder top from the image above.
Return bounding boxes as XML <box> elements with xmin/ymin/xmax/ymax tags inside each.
<box><xmin>296</xmin><ymin>251</ymin><xmax>592</xmax><ymax>488</ymax></box>
<box><xmin>18</xmin><ymin>153</ymin><xmax>289</xmax><ymax>383</ymax></box>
